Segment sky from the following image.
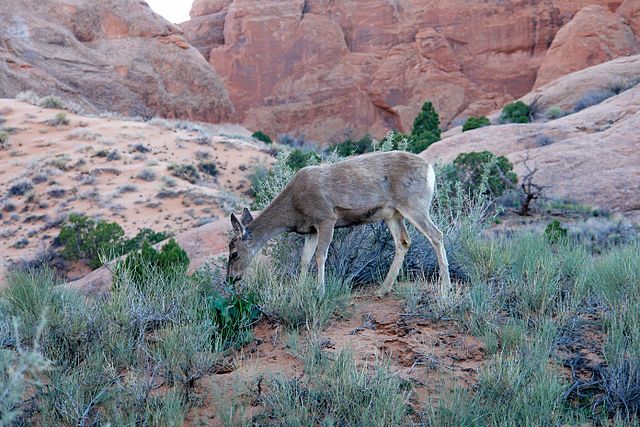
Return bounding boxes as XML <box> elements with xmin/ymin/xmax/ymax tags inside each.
<box><xmin>145</xmin><ymin>0</ymin><xmax>191</xmax><ymax>24</ymax></box>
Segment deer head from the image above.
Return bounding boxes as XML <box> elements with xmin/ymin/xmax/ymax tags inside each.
<box><xmin>227</xmin><ymin>207</ymin><xmax>254</xmax><ymax>281</ymax></box>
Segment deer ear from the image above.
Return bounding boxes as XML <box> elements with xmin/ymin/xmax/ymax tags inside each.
<box><xmin>230</xmin><ymin>212</ymin><xmax>246</xmax><ymax>238</ymax></box>
<box><xmin>240</xmin><ymin>207</ymin><xmax>253</xmax><ymax>226</ymax></box>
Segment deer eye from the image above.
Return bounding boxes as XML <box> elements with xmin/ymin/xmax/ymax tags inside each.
<box><xmin>231</xmin><ymin>252</ymin><xmax>239</xmax><ymax>259</ymax></box>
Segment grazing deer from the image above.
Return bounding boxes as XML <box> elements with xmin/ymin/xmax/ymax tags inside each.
<box><xmin>227</xmin><ymin>151</ymin><xmax>451</xmax><ymax>296</ymax></box>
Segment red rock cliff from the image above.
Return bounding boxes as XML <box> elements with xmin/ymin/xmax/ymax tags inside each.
<box><xmin>0</xmin><ymin>0</ymin><xmax>233</xmax><ymax>122</ymax></box>
<box><xmin>182</xmin><ymin>0</ymin><xmax>634</xmax><ymax>143</ymax></box>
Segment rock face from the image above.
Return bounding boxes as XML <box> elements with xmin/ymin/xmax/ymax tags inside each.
<box><xmin>182</xmin><ymin>0</ymin><xmax>629</xmax><ymax>143</ymax></box>
<box><xmin>0</xmin><ymin>0</ymin><xmax>233</xmax><ymax>121</ymax></box>
<box><xmin>422</xmin><ymin>56</ymin><xmax>640</xmax><ymax>217</ymax></box>
<box><xmin>534</xmin><ymin>5</ymin><xmax>638</xmax><ymax>87</ymax></box>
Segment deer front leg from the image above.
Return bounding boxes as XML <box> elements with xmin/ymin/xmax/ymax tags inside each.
<box><xmin>378</xmin><ymin>214</ymin><xmax>411</xmax><ymax>297</ymax></box>
<box><xmin>299</xmin><ymin>232</ymin><xmax>318</xmax><ymax>279</ymax></box>
<box><xmin>314</xmin><ymin>220</ymin><xmax>335</xmax><ymax>294</ymax></box>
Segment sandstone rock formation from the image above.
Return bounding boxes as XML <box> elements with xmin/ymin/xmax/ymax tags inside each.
<box><xmin>182</xmin><ymin>0</ymin><xmax>631</xmax><ymax>143</ymax></box>
<box><xmin>617</xmin><ymin>0</ymin><xmax>640</xmax><ymax>39</ymax></box>
<box><xmin>0</xmin><ymin>0</ymin><xmax>233</xmax><ymax>121</ymax></box>
<box><xmin>534</xmin><ymin>5</ymin><xmax>638</xmax><ymax>87</ymax></box>
<box><xmin>422</xmin><ymin>56</ymin><xmax>640</xmax><ymax>217</ymax></box>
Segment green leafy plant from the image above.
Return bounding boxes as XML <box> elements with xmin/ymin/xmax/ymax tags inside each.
<box><xmin>330</xmin><ymin>134</ymin><xmax>374</xmax><ymax>157</ymax></box>
<box><xmin>208</xmin><ymin>290</ymin><xmax>261</xmax><ymax>348</ymax></box>
<box><xmin>500</xmin><ymin>101</ymin><xmax>530</xmax><ymax>124</ymax></box>
<box><xmin>122</xmin><ymin>239</ymin><xmax>189</xmax><ymax>284</ymax></box>
<box><xmin>286</xmin><ymin>149</ymin><xmax>320</xmax><ymax>171</ymax></box>
<box><xmin>447</xmin><ymin>151</ymin><xmax>517</xmax><ymax>198</ymax></box>
<box><xmin>58</xmin><ymin>214</ymin><xmax>125</xmax><ymax>268</ymax></box>
<box><xmin>462</xmin><ymin>116</ymin><xmax>491</xmax><ymax>132</ymax></box>
<box><xmin>410</xmin><ymin>101</ymin><xmax>441</xmax><ymax>150</ymax></box>
<box><xmin>252</xmin><ymin>130</ymin><xmax>272</xmax><ymax>144</ymax></box>
<box><xmin>544</xmin><ymin>220</ymin><xmax>568</xmax><ymax>244</ymax></box>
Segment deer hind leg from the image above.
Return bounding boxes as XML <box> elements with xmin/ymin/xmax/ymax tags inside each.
<box><xmin>314</xmin><ymin>220</ymin><xmax>336</xmax><ymax>294</ymax></box>
<box><xmin>401</xmin><ymin>208</ymin><xmax>451</xmax><ymax>295</ymax></box>
<box><xmin>299</xmin><ymin>232</ymin><xmax>318</xmax><ymax>279</ymax></box>
<box><xmin>378</xmin><ymin>212</ymin><xmax>411</xmax><ymax>297</ymax></box>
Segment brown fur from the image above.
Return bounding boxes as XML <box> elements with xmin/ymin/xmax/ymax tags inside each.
<box><xmin>228</xmin><ymin>151</ymin><xmax>451</xmax><ymax>295</ymax></box>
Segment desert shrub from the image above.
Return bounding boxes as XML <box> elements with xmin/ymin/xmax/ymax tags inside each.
<box><xmin>581</xmin><ymin>241</ymin><xmax>640</xmax><ymax>304</ymax></box>
<box><xmin>462</xmin><ymin>116</ymin><xmax>491</xmax><ymax>132</ymax></box>
<box><xmin>286</xmin><ymin>148</ymin><xmax>320</xmax><ymax>171</ymax></box>
<box><xmin>38</xmin><ymin>95</ymin><xmax>65</xmax><ymax>109</ymax></box>
<box><xmin>198</xmin><ymin>160</ymin><xmax>218</xmax><ymax>177</ymax></box>
<box><xmin>136</xmin><ymin>168</ymin><xmax>157</xmax><ymax>181</ymax></box>
<box><xmin>545</xmin><ymin>219</ymin><xmax>568</xmax><ymax>244</ymax></box>
<box><xmin>446</xmin><ymin>151</ymin><xmax>517</xmax><ymax>198</ymax></box>
<box><xmin>121</xmin><ymin>239</ymin><xmax>189</xmax><ymax>284</ymax></box>
<box><xmin>574</xmin><ymin>89</ymin><xmax>616</xmax><ymax>113</ymax></box>
<box><xmin>425</xmin><ymin>322</ymin><xmax>571</xmax><ymax>426</ymax></box>
<box><xmin>330</xmin><ymin>134</ymin><xmax>374</xmax><ymax>156</ymax></box>
<box><xmin>545</xmin><ymin>106</ymin><xmax>566</xmax><ymax>120</ymax></box>
<box><xmin>0</xmin><ymin>131</ymin><xmax>9</xmax><ymax>149</ymax></box>
<box><xmin>411</xmin><ymin>101</ymin><xmax>441</xmax><ymax>150</ymax></box>
<box><xmin>46</xmin><ymin>112</ymin><xmax>69</xmax><ymax>126</ymax></box>
<box><xmin>0</xmin><ymin>322</ymin><xmax>50</xmax><ymax>426</ymax></box>
<box><xmin>121</xmin><ymin>228</ymin><xmax>167</xmax><ymax>254</ymax></box>
<box><xmin>8</xmin><ymin>179</ymin><xmax>33</xmax><ymax>196</ymax></box>
<box><xmin>500</xmin><ymin>101</ymin><xmax>530</xmax><ymax>124</ymax></box>
<box><xmin>246</xmin><ymin>262</ymin><xmax>351</xmax><ymax>330</ymax></box>
<box><xmin>168</xmin><ymin>163</ymin><xmax>200</xmax><ymax>183</ymax></box>
<box><xmin>252</xmin><ymin>130</ymin><xmax>273</xmax><ymax>144</ymax></box>
<box><xmin>58</xmin><ymin>214</ymin><xmax>125</xmax><ymax>268</ymax></box>
<box><xmin>257</xmin><ymin>350</ymin><xmax>409</xmax><ymax>426</ymax></box>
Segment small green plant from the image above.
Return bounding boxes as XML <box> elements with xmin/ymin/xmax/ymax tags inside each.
<box><xmin>168</xmin><ymin>163</ymin><xmax>200</xmax><ymax>184</ymax></box>
<box><xmin>330</xmin><ymin>134</ymin><xmax>374</xmax><ymax>156</ymax></box>
<box><xmin>286</xmin><ymin>149</ymin><xmax>320</xmax><ymax>171</ymax></box>
<box><xmin>500</xmin><ymin>101</ymin><xmax>530</xmax><ymax>124</ymax></box>
<box><xmin>411</xmin><ymin>101</ymin><xmax>441</xmax><ymax>150</ymax></box>
<box><xmin>544</xmin><ymin>219</ymin><xmax>568</xmax><ymax>244</ymax></box>
<box><xmin>198</xmin><ymin>161</ymin><xmax>218</xmax><ymax>177</ymax></box>
<box><xmin>121</xmin><ymin>239</ymin><xmax>189</xmax><ymax>284</ymax></box>
<box><xmin>46</xmin><ymin>112</ymin><xmax>70</xmax><ymax>126</ymax></box>
<box><xmin>58</xmin><ymin>214</ymin><xmax>125</xmax><ymax>268</ymax></box>
<box><xmin>545</xmin><ymin>106</ymin><xmax>565</xmax><ymax>120</ymax></box>
<box><xmin>462</xmin><ymin>116</ymin><xmax>491</xmax><ymax>132</ymax></box>
<box><xmin>0</xmin><ymin>131</ymin><xmax>9</xmax><ymax>149</ymax></box>
<box><xmin>448</xmin><ymin>151</ymin><xmax>517</xmax><ymax>198</ymax></box>
<box><xmin>38</xmin><ymin>95</ymin><xmax>65</xmax><ymax>109</ymax></box>
<box><xmin>208</xmin><ymin>290</ymin><xmax>261</xmax><ymax>348</ymax></box>
<box><xmin>252</xmin><ymin>130</ymin><xmax>272</xmax><ymax>144</ymax></box>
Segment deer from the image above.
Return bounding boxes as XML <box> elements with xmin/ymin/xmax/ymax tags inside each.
<box><xmin>227</xmin><ymin>150</ymin><xmax>451</xmax><ymax>296</ymax></box>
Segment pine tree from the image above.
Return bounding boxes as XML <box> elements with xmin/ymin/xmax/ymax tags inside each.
<box><xmin>410</xmin><ymin>101</ymin><xmax>441</xmax><ymax>151</ymax></box>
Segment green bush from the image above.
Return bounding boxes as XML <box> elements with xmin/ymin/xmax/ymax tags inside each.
<box><xmin>286</xmin><ymin>149</ymin><xmax>320</xmax><ymax>171</ymax></box>
<box><xmin>410</xmin><ymin>101</ymin><xmax>441</xmax><ymax>150</ymax></box>
<box><xmin>544</xmin><ymin>219</ymin><xmax>568</xmax><ymax>244</ymax></box>
<box><xmin>447</xmin><ymin>151</ymin><xmax>517</xmax><ymax>198</ymax></box>
<box><xmin>46</xmin><ymin>112</ymin><xmax>69</xmax><ymax>126</ymax></box>
<box><xmin>330</xmin><ymin>134</ymin><xmax>374</xmax><ymax>156</ymax></box>
<box><xmin>122</xmin><ymin>239</ymin><xmax>189</xmax><ymax>284</ymax></box>
<box><xmin>252</xmin><ymin>130</ymin><xmax>272</xmax><ymax>144</ymax></box>
<box><xmin>545</xmin><ymin>106</ymin><xmax>565</xmax><ymax>120</ymax></box>
<box><xmin>38</xmin><ymin>95</ymin><xmax>65</xmax><ymax>109</ymax></box>
<box><xmin>198</xmin><ymin>161</ymin><xmax>218</xmax><ymax>177</ymax></box>
<box><xmin>462</xmin><ymin>116</ymin><xmax>491</xmax><ymax>132</ymax></box>
<box><xmin>168</xmin><ymin>163</ymin><xmax>200</xmax><ymax>183</ymax></box>
<box><xmin>58</xmin><ymin>214</ymin><xmax>125</xmax><ymax>268</ymax></box>
<box><xmin>500</xmin><ymin>101</ymin><xmax>530</xmax><ymax>124</ymax></box>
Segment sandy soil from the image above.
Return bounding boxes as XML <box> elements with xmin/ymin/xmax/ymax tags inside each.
<box><xmin>0</xmin><ymin>99</ymin><xmax>274</xmax><ymax>282</ymax></box>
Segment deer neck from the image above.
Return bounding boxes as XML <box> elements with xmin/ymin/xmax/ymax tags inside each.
<box><xmin>246</xmin><ymin>198</ymin><xmax>294</xmax><ymax>252</ymax></box>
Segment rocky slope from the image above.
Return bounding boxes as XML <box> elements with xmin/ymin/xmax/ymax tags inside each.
<box><xmin>182</xmin><ymin>0</ymin><xmax>635</xmax><ymax>143</ymax></box>
<box><xmin>0</xmin><ymin>0</ymin><xmax>233</xmax><ymax>122</ymax></box>
<box><xmin>422</xmin><ymin>55</ymin><xmax>640</xmax><ymax>218</ymax></box>
<box><xmin>0</xmin><ymin>98</ymin><xmax>272</xmax><ymax>282</ymax></box>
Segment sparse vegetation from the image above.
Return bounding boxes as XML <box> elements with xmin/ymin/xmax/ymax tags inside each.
<box><xmin>0</xmin><ymin>130</ymin><xmax>9</xmax><ymax>149</ymax></box>
<box><xmin>252</xmin><ymin>130</ymin><xmax>273</xmax><ymax>144</ymax></box>
<box><xmin>545</xmin><ymin>106</ymin><xmax>566</xmax><ymax>120</ymax></box>
<box><xmin>136</xmin><ymin>168</ymin><xmax>157</xmax><ymax>181</ymax></box>
<box><xmin>462</xmin><ymin>116</ymin><xmax>491</xmax><ymax>132</ymax></box>
<box><xmin>574</xmin><ymin>89</ymin><xmax>616</xmax><ymax>113</ymax></box>
<box><xmin>46</xmin><ymin>112</ymin><xmax>70</xmax><ymax>126</ymax></box>
<box><xmin>38</xmin><ymin>95</ymin><xmax>66</xmax><ymax>109</ymax></box>
<box><xmin>8</xmin><ymin>180</ymin><xmax>33</xmax><ymax>197</ymax></box>
<box><xmin>500</xmin><ymin>101</ymin><xmax>530</xmax><ymax>124</ymax></box>
<box><xmin>169</xmin><ymin>163</ymin><xmax>200</xmax><ymax>184</ymax></box>
<box><xmin>198</xmin><ymin>161</ymin><xmax>218</xmax><ymax>177</ymax></box>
